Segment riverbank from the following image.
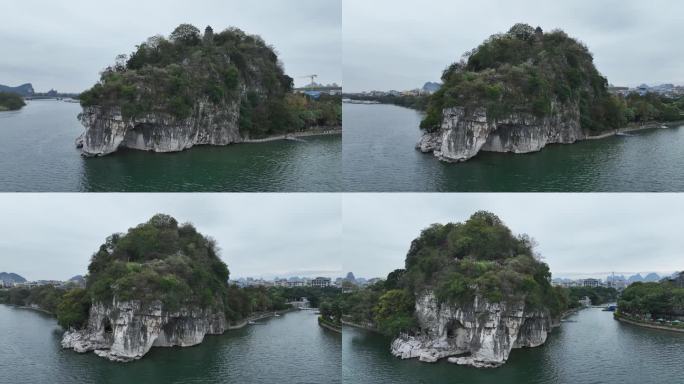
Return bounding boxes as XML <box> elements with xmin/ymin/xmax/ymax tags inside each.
<box><xmin>227</xmin><ymin>307</ymin><xmax>297</xmax><ymax>330</ymax></box>
<box><xmin>586</xmin><ymin>120</ymin><xmax>684</xmax><ymax>140</ymax></box>
<box><xmin>341</xmin><ymin>318</ymin><xmax>378</xmax><ymax>332</ymax></box>
<box><xmin>614</xmin><ymin>313</ymin><xmax>684</xmax><ymax>333</ymax></box>
<box><xmin>3</xmin><ymin>303</ymin><xmax>55</xmax><ymax>315</ymax></box>
<box><xmin>242</xmin><ymin>127</ymin><xmax>342</xmax><ymax>143</ymax></box>
<box><xmin>560</xmin><ymin>306</ymin><xmax>584</xmax><ymax>321</ymax></box>
<box><xmin>318</xmin><ymin>316</ymin><xmax>342</xmax><ymax>334</ymax></box>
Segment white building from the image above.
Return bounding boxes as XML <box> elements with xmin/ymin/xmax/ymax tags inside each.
<box><xmin>287</xmin><ymin>297</ymin><xmax>311</xmax><ymax>309</ymax></box>
<box><xmin>310</xmin><ymin>277</ymin><xmax>331</xmax><ymax>288</ymax></box>
<box><xmin>580</xmin><ymin>278</ymin><xmax>602</xmax><ymax>288</ymax></box>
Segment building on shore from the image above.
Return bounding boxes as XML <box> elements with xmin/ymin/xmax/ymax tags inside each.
<box><xmin>310</xmin><ymin>277</ymin><xmax>332</xmax><ymax>288</ymax></box>
<box><xmin>580</xmin><ymin>278</ymin><xmax>602</xmax><ymax>288</ymax></box>
<box><xmin>579</xmin><ymin>296</ymin><xmax>592</xmax><ymax>307</ymax></box>
<box><xmin>286</xmin><ymin>297</ymin><xmax>311</xmax><ymax>309</ymax></box>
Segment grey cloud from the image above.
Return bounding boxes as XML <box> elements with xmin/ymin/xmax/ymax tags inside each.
<box><xmin>343</xmin><ymin>0</ymin><xmax>684</xmax><ymax>92</ymax></box>
<box><xmin>0</xmin><ymin>193</ymin><xmax>341</xmax><ymax>281</ymax></box>
<box><xmin>342</xmin><ymin>194</ymin><xmax>684</xmax><ymax>279</ymax></box>
<box><xmin>0</xmin><ymin>0</ymin><xmax>341</xmax><ymax>93</ymax></box>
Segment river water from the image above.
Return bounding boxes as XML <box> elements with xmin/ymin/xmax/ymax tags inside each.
<box><xmin>343</xmin><ymin>103</ymin><xmax>684</xmax><ymax>191</ymax></box>
<box><xmin>343</xmin><ymin>307</ymin><xmax>684</xmax><ymax>384</ymax></box>
<box><xmin>0</xmin><ymin>100</ymin><xmax>342</xmax><ymax>192</ymax></box>
<box><xmin>0</xmin><ymin>305</ymin><xmax>340</xmax><ymax>384</ymax></box>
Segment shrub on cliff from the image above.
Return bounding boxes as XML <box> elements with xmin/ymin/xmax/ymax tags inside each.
<box><xmin>86</xmin><ymin>214</ymin><xmax>230</xmax><ymax>314</ymax></box>
<box><xmin>421</xmin><ymin>24</ymin><xmax>626</xmax><ymax>133</ymax></box>
<box><xmin>0</xmin><ymin>92</ymin><xmax>26</xmax><ymax>111</ymax></box>
<box><xmin>374</xmin><ymin>289</ymin><xmax>416</xmax><ymax>335</ymax></box>
<box><xmin>401</xmin><ymin>212</ymin><xmax>561</xmax><ymax>315</ymax></box>
<box><xmin>342</xmin><ymin>211</ymin><xmax>568</xmax><ymax>336</ymax></box>
<box><xmin>56</xmin><ymin>288</ymin><xmax>90</xmax><ymax>329</ymax></box>
<box><xmin>79</xmin><ymin>24</ymin><xmax>298</xmax><ymax>137</ymax></box>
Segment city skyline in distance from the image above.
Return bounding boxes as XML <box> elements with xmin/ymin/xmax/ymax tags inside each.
<box><xmin>0</xmin><ymin>194</ymin><xmax>341</xmax><ymax>282</ymax></box>
<box><xmin>342</xmin><ymin>193</ymin><xmax>684</xmax><ymax>279</ymax></box>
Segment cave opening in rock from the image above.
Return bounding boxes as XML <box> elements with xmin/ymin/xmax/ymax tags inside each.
<box><xmin>446</xmin><ymin>319</ymin><xmax>466</xmax><ymax>339</ymax></box>
<box><xmin>103</xmin><ymin>318</ymin><xmax>113</xmax><ymax>334</ymax></box>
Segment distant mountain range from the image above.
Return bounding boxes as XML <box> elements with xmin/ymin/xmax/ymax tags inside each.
<box><xmin>0</xmin><ymin>272</ymin><xmax>27</xmax><ymax>284</ymax></box>
<box><xmin>422</xmin><ymin>81</ymin><xmax>441</xmax><ymax>93</ymax></box>
<box><xmin>605</xmin><ymin>273</ymin><xmax>661</xmax><ymax>282</ymax></box>
<box><xmin>0</xmin><ymin>83</ymin><xmax>35</xmax><ymax>97</ymax></box>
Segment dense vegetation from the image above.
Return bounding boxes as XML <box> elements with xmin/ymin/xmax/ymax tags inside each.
<box><xmin>621</xmin><ymin>93</ymin><xmax>684</xmax><ymax>123</ymax></box>
<box><xmin>224</xmin><ymin>285</ymin><xmax>341</xmax><ymax>323</ymax></box>
<box><xmin>1</xmin><ymin>216</ymin><xmax>342</xmax><ymax>330</ymax></box>
<box><xmin>0</xmin><ymin>92</ymin><xmax>25</xmax><ymax>111</ymax></box>
<box><xmin>283</xmin><ymin>94</ymin><xmax>342</xmax><ymax>131</ymax></box>
<box><xmin>1</xmin><ymin>214</ymin><xmax>310</xmax><ymax>329</ymax></box>
<box><xmin>566</xmin><ymin>286</ymin><xmax>617</xmax><ymax>307</ymax></box>
<box><xmin>618</xmin><ymin>280</ymin><xmax>684</xmax><ymax>320</ymax></box>
<box><xmin>85</xmin><ymin>214</ymin><xmax>229</xmax><ymax>315</ymax></box>
<box><xmin>79</xmin><ymin>24</ymin><xmax>339</xmax><ymax>137</ymax></box>
<box><xmin>421</xmin><ymin>24</ymin><xmax>684</xmax><ymax>133</ymax></box>
<box><xmin>0</xmin><ymin>284</ymin><xmax>90</xmax><ymax>328</ymax></box>
<box><xmin>342</xmin><ymin>211</ymin><xmax>571</xmax><ymax>336</ymax></box>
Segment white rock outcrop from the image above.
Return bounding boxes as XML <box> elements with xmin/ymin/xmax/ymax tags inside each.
<box><xmin>417</xmin><ymin>104</ymin><xmax>585</xmax><ymax>162</ymax></box>
<box><xmin>390</xmin><ymin>291</ymin><xmax>554</xmax><ymax>368</ymax></box>
<box><xmin>62</xmin><ymin>299</ymin><xmax>227</xmax><ymax>362</ymax></box>
<box><xmin>77</xmin><ymin>99</ymin><xmax>241</xmax><ymax>157</ymax></box>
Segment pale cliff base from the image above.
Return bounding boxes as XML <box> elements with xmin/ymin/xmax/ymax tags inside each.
<box><xmin>417</xmin><ymin>106</ymin><xmax>584</xmax><ymax>163</ymax></box>
<box><xmin>61</xmin><ymin>300</ymin><xmax>227</xmax><ymax>362</ymax></box>
<box><xmin>418</xmin><ymin>106</ymin><xmax>684</xmax><ymax>163</ymax></box>
<box><xmin>390</xmin><ymin>292</ymin><xmax>555</xmax><ymax>368</ymax></box>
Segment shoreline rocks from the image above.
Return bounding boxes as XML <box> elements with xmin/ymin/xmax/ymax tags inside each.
<box><xmin>61</xmin><ymin>299</ymin><xmax>227</xmax><ymax>362</ymax></box>
<box><xmin>417</xmin><ymin>105</ymin><xmax>584</xmax><ymax>162</ymax></box>
<box><xmin>390</xmin><ymin>291</ymin><xmax>555</xmax><ymax>368</ymax></box>
<box><xmin>77</xmin><ymin>101</ymin><xmax>242</xmax><ymax>157</ymax></box>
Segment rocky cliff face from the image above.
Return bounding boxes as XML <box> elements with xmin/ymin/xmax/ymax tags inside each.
<box><xmin>417</xmin><ymin>104</ymin><xmax>585</xmax><ymax>162</ymax></box>
<box><xmin>391</xmin><ymin>291</ymin><xmax>554</xmax><ymax>368</ymax></box>
<box><xmin>62</xmin><ymin>299</ymin><xmax>227</xmax><ymax>362</ymax></box>
<box><xmin>76</xmin><ymin>99</ymin><xmax>241</xmax><ymax>157</ymax></box>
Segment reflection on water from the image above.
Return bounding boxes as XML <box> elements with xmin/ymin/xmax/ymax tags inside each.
<box><xmin>0</xmin><ymin>100</ymin><xmax>341</xmax><ymax>191</ymax></box>
<box><xmin>343</xmin><ymin>307</ymin><xmax>684</xmax><ymax>384</ymax></box>
<box><xmin>0</xmin><ymin>305</ymin><xmax>341</xmax><ymax>384</ymax></box>
<box><xmin>343</xmin><ymin>103</ymin><xmax>684</xmax><ymax>192</ymax></box>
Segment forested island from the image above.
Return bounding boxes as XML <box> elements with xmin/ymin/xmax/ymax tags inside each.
<box><xmin>76</xmin><ymin>24</ymin><xmax>341</xmax><ymax>156</ymax></box>
<box><xmin>340</xmin><ymin>211</ymin><xmax>616</xmax><ymax>368</ymax></box>
<box><xmin>0</xmin><ymin>92</ymin><xmax>26</xmax><ymax>111</ymax></box>
<box><xmin>412</xmin><ymin>24</ymin><xmax>684</xmax><ymax>162</ymax></box>
<box><xmin>0</xmin><ymin>214</ymin><xmax>340</xmax><ymax>361</ymax></box>
<box><xmin>615</xmin><ymin>273</ymin><xmax>684</xmax><ymax>331</ymax></box>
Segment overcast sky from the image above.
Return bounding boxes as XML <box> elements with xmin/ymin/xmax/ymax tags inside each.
<box><xmin>0</xmin><ymin>0</ymin><xmax>341</xmax><ymax>93</ymax></box>
<box><xmin>343</xmin><ymin>194</ymin><xmax>684</xmax><ymax>280</ymax></box>
<box><xmin>344</xmin><ymin>0</ymin><xmax>684</xmax><ymax>92</ymax></box>
<box><xmin>0</xmin><ymin>194</ymin><xmax>341</xmax><ymax>281</ymax></box>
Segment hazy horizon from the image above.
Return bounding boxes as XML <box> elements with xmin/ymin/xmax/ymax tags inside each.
<box><xmin>0</xmin><ymin>194</ymin><xmax>341</xmax><ymax>282</ymax></box>
<box><xmin>343</xmin><ymin>194</ymin><xmax>684</xmax><ymax>279</ymax></box>
<box><xmin>0</xmin><ymin>0</ymin><xmax>341</xmax><ymax>93</ymax></box>
<box><xmin>344</xmin><ymin>0</ymin><xmax>684</xmax><ymax>92</ymax></box>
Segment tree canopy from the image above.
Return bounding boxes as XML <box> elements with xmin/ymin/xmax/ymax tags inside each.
<box><xmin>0</xmin><ymin>92</ymin><xmax>26</xmax><ymax>111</ymax></box>
<box><xmin>86</xmin><ymin>214</ymin><xmax>230</xmax><ymax>313</ymax></box>
<box><xmin>342</xmin><ymin>211</ymin><xmax>570</xmax><ymax>336</ymax></box>
<box><xmin>420</xmin><ymin>24</ymin><xmax>684</xmax><ymax>133</ymax></box>
<box><xmin>618</xmin><ymin>280</ymin><xmax>684</xmax><ymax>319</ymax></box>
<box><xmin>78</xmin><ymin>24</ymin><xmax>303</xmax><ymax>137</ymax></box>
